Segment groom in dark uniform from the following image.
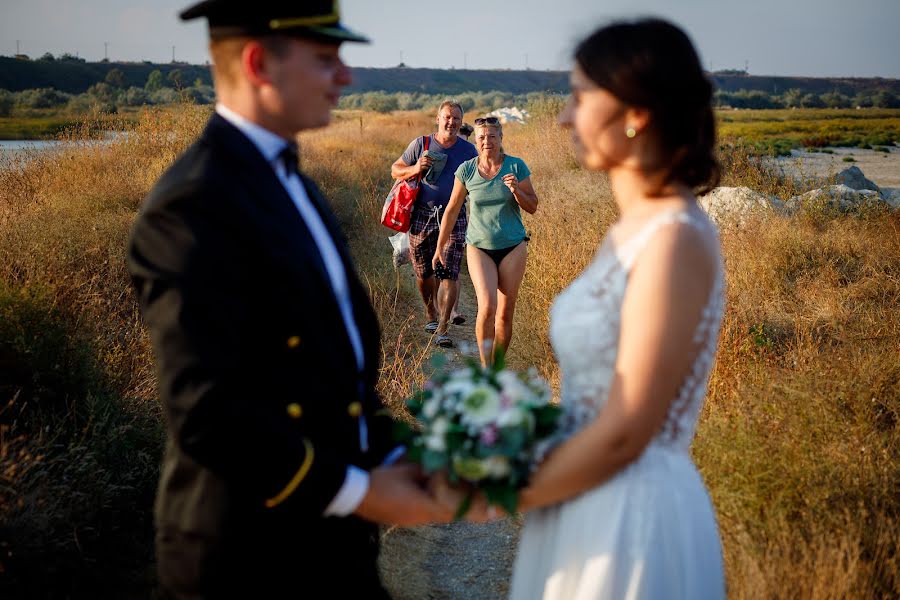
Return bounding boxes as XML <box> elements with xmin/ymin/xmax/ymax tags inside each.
<box><xmin>127</xmin><ymin>2</ymin><xmax>451</xmax><ymax>597</ymax></box>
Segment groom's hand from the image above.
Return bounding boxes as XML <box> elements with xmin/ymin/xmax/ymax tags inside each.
<box><xmin>353</xmin><ymin>463</ymin><xmax>453</xmax><ymax>526</ymax></box>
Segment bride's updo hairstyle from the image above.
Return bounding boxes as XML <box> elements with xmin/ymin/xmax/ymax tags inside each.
<box><xmin>575</xmin><ymin>18</ymin><xmax>720</xmax><ymax>194</ymax></box>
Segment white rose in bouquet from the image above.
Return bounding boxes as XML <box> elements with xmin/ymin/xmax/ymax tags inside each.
<box><xmin>460</xmin><ymin>384</ymin><xmax>502</xmax><ymax>427</ymax></box>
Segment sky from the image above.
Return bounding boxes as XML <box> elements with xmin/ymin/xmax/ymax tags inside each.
<box><xmin>2</xmin><ymin>0</ymin><xmax>899</xmax><ymax>78</ymax></box>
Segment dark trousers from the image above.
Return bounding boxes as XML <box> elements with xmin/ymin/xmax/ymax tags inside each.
<box><xmin>157</xmin><ymin>521</ymin><xmax>390</xmax><ymax>599</ymax></box>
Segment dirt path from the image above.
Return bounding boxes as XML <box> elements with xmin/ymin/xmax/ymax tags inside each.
<box><xmin>377</xmin><ymin>271</ymin><xmax>523</xmax><ymax>599</ymax></box>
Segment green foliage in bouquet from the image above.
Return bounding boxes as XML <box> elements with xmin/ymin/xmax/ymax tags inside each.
<box><xmin>395</xmin><ymin>349</ymin><xmax>561</xmax><ymax>517</ymax></box>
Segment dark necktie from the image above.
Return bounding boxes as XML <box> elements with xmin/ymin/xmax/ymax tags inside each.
<box><xmin>280</xmin><ymin>142</ymin><xmax>301</xmax><ymax>177</ymax></box>
<box><xmin>278</xmin><ymin>141</ymin><xmax>352</xmax><ymax>280</ymax></box>
<box><xmin>279</xmin><ymin>142</ymin><xmax>330</xmax><ymax>224</ymax></box>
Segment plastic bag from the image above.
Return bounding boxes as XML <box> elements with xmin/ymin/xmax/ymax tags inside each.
<box><xmin>389</xmin><ymin>231</ymin><xmax>410</xmax><ymax>268</ymax></box>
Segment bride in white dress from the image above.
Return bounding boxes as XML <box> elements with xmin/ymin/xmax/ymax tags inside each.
<box><xmin>505</xmin><ymin>19</ymin><xmax>726</xmax><ymax>599</ymax></box>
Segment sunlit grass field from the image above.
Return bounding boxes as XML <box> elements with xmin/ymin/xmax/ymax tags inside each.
<box><xmin>1</xmin><ymin>103</ymin><xmax>897</xmax><ymax>598</ymax></box>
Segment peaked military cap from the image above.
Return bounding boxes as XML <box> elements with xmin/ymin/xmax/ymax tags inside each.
<box><xmin>180</xmin><ymin>0</ymin><xmax>369</xmax><ymax>43</ymax></box>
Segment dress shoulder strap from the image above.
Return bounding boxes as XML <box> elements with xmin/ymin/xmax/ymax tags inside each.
<box><xmin>615</xmin><ymin>209</ymin><xmax>710</xmax><ymax>271</ymax></box>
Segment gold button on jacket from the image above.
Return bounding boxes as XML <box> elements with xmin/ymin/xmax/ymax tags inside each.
<box><xmin>347</xmin><ymin>402</ymin><xmax>362</xmax><ymax>418</ymax></box>
<box><xmin>286</xmin><ymin>403</ymin><xmax>303</xmax><ymax>419</ymax></box>
<box><xmin>286</xmin><ymin>335</ymin><xmax>301</xmax><ymax>348</ymax></box>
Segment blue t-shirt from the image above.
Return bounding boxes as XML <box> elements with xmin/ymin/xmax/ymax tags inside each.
<box><xmin>401</xmin><ymin>135</ymin><xmax>477</xmax><ymax>209</ymax></box>
<box><xmin>455</xmin><ymin>155</ymin><xmax>531</xmax><ymax>249</ymax></box>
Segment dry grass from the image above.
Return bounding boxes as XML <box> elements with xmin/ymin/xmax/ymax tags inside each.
<box><xmin>0</xmin><ymin>103</ymin><xmax>897</xmax><ymax>597</ymax></box>
<box><xmin>0</xmin><ymin>104</ymin><xmax>209</xmax><ymax>596</ymax></box>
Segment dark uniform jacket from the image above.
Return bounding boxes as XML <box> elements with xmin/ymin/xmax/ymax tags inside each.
<box><xmin>127</xmin><ymin>114</ymin><xmax>393</xmax><ymax>597</ymax></box>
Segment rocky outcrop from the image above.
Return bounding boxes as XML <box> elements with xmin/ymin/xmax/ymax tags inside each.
<box><xmin>835</xmin><ymin>165</ymin><xmax>881</xmax><ymax>193</ymax></box>
<box><xmin>700</xmin><ymin>166</ymin><xmax>896</xmax><ymax>224</ymax></box>
<box><xmin>697</xmin><ymin>186</ymin><xmax>783</xmax><ymax>225</ymax></box>
<box><xmin>784</xmin><ymin>184</ymin><xmax>886</xmax><ymax>213</ymax></box>
<box><xmin>883</xmin><ymin>188</ymin><xmax>900</xmax><ymax>209</ymax></box>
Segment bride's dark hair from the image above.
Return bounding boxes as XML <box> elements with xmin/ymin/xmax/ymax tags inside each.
<box><xmin>575</xmin><ymin>18</ymin><xmax>720</xmax><ymax>195</ymax></box>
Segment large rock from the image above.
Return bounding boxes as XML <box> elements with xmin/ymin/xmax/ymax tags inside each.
<box><xmin>834</xmin><ymin>165</ymin><xmax>881</xmax><ymax>193</ymax></box>
<box><xmin>784</xmin><ymin>184</ymin><xmax>887</xmax><ymax>213</ymax></box>
<box><xmin>697</xmin><ymin>186</ymin><xmax>783</xmax><ymax>225</ymax></box>
<box><xmin>883</xmin><ymin>188</ymin><xmax>900</xmax><ymax>209</ymax></box>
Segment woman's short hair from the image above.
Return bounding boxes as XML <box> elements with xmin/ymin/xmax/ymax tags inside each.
<box><xmin>575</xmin><ymin>18</ymin><xmax>720</xmax><ymax>194</ymax></box>
<box><xmin>473</xmin><ymin>117</ymin><xmax>504</xmax><ymax>153</ymax></box>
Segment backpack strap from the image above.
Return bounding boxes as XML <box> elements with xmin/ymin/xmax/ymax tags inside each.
<box><xmin>414</xmin><ymin>135</ymin><xmax>431</xmax><ymax>183</ymax></box>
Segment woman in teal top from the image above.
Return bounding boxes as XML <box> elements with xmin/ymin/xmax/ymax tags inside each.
<box><xmin>433</xmin><ymin>116</ymin><xmax>539</xmax><ymax>366</ymax></box>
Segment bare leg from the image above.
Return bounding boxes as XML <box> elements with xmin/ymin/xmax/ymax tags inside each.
<box><xmin>436</xmin><ymin>278</ymin><xmax>460</xmax><ymax>336</ymax></box>
<box><xmin>417</xmin><ymin>276</ymin><xmax>439</xmax><ymax>323</ymax></box>
<box><xmin>466</xmin><ymin>245</ymin><xmax>499</xmax><ymax>367</ymax></box>
<box><xmin>494</xmin><ymin>242</ymin><xmax>528</xmax><ymax>362</ymax></box>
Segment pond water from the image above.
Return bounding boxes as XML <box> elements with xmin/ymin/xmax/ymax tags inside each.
<box><xmin>0</xmin><ymin>139</ymin><xmax>68</xmax><ymax>151</ymax></box>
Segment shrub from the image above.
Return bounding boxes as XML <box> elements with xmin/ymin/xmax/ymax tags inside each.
<box><xmin>149</xmin><ymin>87</ymin><xmax>178</xmax><ymax>104</ymax></box>
<box><xmin>361</xmin><ymin>92</ymin><xmax>399</xmax><ymax>113</ymax></box>
<box><xmin>0</xmin><ymin>90</ymin><xmax>13</xmax><ymax>117</ymax></box>
<box><xmin>124</xmin><ymin>86</ymin><xmax>150</xmax><ymax>106</ymax></box>
<box><xmin>15</xmin><ymin>87</ymin><xmax>71</xmax><ymax>109</ymax></box>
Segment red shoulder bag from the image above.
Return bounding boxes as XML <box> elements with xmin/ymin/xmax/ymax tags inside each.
<box><xmin>381</xmin><ymin>135</ymin><xmax>430</xmax><ymax>232</ymax></box>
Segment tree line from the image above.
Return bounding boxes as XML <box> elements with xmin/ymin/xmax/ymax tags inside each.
<box><xmin>2</xmin><ymin>53</ymin><xmax>899</xmax><ymax>117</ymax></box>
<box><xmin>0</xmin><ymin>67</ymin><xmax>214</xmax><ymax>117</ymax></box>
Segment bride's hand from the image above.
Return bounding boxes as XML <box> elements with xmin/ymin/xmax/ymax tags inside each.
<box><xmin>427</xmin><ymin>471</ymin><xmax>467</xmax><ymax>513</ymax></box>
<box><xmin>463</xmin><ymin>492</ymin><xmax>501</xmax><ymax>523</ymax></box>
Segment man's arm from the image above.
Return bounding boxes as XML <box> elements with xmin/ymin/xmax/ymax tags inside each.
<box><xmin>391</xmin><ymin>138</ymin><xmax>433</xmax><ymax>180</ymax></box>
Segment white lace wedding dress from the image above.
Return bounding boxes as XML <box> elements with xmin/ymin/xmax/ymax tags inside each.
<box><xmin>509</xmin><ymin>208</ymin><xmax>726</xmax><ymax>600</ymax></box>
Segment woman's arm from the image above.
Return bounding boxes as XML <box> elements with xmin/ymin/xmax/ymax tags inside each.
<box><xmin>432</xmin><ymin>178</ymin><xmax>468</xmax><ymax>269</ymax></box>
<box><xmin>518</xmin><ymin>223</ymin><xmax>716</xmax><ymax>512</ymax></box>
<box><xmin>503</xmin><ymin>175</ymin><xmax>538</xmax><ymax>214</ymax></box>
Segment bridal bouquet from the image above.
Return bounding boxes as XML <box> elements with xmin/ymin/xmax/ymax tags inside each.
<box><xmin>397</xmin><ymin>352</ymin><xmax>560</xmax><ymax>518</ymax></box>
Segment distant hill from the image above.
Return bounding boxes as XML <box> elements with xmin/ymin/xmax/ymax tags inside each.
<box><xmin>709</xmin><ymin>73</ymin><xmax>900</xmax><ymax>96</ymax></box>
<box><xmin>0</xmin><ymin>57</ymin><xmax>213</xmax><ymax>93</ymax></box>
<box><xmin>344</xmin><ymin>67</ymin><xmax>569</xmax><ymax>95</ymax></box>
<box><xmin>2</xmin><ymin>56</ymin><xmax>899</xmax><ymax>97</ymax></box>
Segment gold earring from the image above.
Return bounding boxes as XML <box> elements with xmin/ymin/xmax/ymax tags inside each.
<box><xmin>625</xmin><ymin>127</ymin><xmax>637</xmax><ymax>139</ymax></box>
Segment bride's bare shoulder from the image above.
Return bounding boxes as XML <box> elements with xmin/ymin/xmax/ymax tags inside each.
<box><xmin>631</xmin><ymin>213</ymin><xmax>718</xmax><ymax>289</ymax></box>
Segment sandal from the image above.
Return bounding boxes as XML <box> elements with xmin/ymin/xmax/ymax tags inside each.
<box><xmin>424</xmin><ymin>321</ymin><xmax>439</xmax><ymax>333</ymax></box>
<box><xmin>436</xmin><ymin>334</ymin><xmax>453</xmax><ymax>348</ymax></box>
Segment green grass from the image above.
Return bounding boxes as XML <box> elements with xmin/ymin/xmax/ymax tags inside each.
<box><xmin>0</xmin><ymin>116</ymin><xmax>82</xmax><ymax>140</ymax></box>
<box><xmin>717</xmin><ymin>108</ymin><xmax>900</xmax><ymax>156</ymax></box>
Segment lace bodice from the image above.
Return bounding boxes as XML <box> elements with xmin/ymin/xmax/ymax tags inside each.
<box><xmin>547</xmin><ymin>209</ymin><xmax>724</xmax><ymax>453</ymax></box>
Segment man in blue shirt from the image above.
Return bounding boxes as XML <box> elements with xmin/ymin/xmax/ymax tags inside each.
<box><xmin>391</xmin><ymin>101</ymin><xmax>477</xmax><ymax>347</ymax></box>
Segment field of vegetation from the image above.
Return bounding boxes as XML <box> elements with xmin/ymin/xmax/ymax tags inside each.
<box><xmin>718</xmin><ymin>108</ymin><xmax>900</xmax><ymax>156</ymax></box>
<box><xmin>0</xmin><ymin>103</ymin><xmax>897</xmax><ymax>598</ymax></box>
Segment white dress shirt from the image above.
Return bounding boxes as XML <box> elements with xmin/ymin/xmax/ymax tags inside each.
<box><xmin>215</xmin><ymin>104</ymin><xmax>369</xmax><ymax>516</ymax></box>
